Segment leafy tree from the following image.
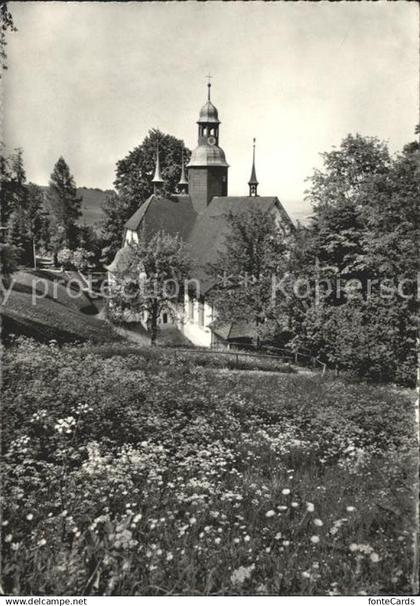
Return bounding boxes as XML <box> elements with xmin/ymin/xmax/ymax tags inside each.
<box><xmin>6</xmin><ymin>207</ymin><xmax>32</xmax><ymax>265</ymax></box>
<box><xmin>78</xmin><ymin>224</ymin><xmax>103</xmax><ymax>270</ymax></box>
<box><xmin>47</xmin><ymin>157</ymin><xmax>82</xmax><ymax>257</ymax></box>
<box><xmin>26</xmin><ymin>183</ymin><xmax>49</xmax><ymax>251</ymax></box>
<box><xmin>1</xmin><ymin>148</ymin><xmax>27</xmax><ymax>225</ymax></box>
<box><xmin>2</xmin><ymin>149</ymin><xmax>34</xmax><ymax>265</ymax></box>
<box><xmin>208</xmin><ymin>207</ymin><xmax>289</xmax><ymax>345</ymax></box>
<box><xmin>101</xmin><ymin>130</ymin><xmax>191</xmax><ymax>265</ymax></box>
<box><xmin>109</xmin><ymin>231</ymin><xmax>191</xmax><ymax>345</ymax></box>
<box><xmin>291</xmin><ymin>131</ymin><xmax>418</xmax><ymax>385</ymax></box>
<box><xmin>114</xmin><ymin>128</ymin><xmax>191</xmax><ymax>208</ymax></box>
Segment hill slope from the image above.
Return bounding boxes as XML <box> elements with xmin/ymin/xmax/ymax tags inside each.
<box><xmin>1</xmin><ymin>269</ymin><xmax>121</xmax><ymax>344</ymax></box>
<box><xmin>37</xmin><ymin>185</ymin><xmax>113</xmax><ymax>231</ymax></box>
<box><xmin>77</xmin><ymin>186</ymin><xmax>113</xmax><ymax>229</ymax></box>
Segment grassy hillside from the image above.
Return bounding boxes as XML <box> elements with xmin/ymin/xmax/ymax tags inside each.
<box><xmin>2</xmin><ymin>341</ymin><xmax>416</xmax><ymax>595</ymax></box>
<box><xmin>1</xmin><ymin>270</ymin><xmax>120</xmax><ymax>344</ymax></box>
<box><xmin>78</xmin><ymin>186</ymin><xmax>113</xmax><ymax>229</ymax></box>
<box><xmin>37</xmin><ymin>186</ymin><xmax>113</xmax><ymax>231</ymax></box>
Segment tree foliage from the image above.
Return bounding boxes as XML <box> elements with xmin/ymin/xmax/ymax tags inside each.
<box><xmin>109</xmin><ymin>231</ymin><xmax>191</xmax><ymax>345</ymax></box>
<box><xmin>0</xmin><ymin>1</ymin><xmax>16</xmax><ymax>76</ymax></box>
<box><xmin>101</xmin><ymin>130</ymin><xmax>191</xmax><ymax>265</ymax></box>
<box><xmin>208</xmin><ymin>208</ymin><xmax>290</xmax><ymax>343</ymax></box>
<box><xmin>289</xmin><ymin>131</ymin><xmax>418</xmax><ymax>385</ymax></box>
<box><xmin>47</xmin><ymin>157</ymin><xmax>82</xmax><ymax>258</ymax></box>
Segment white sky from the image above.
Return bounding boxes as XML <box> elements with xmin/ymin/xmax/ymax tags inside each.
<box><xmin>4</xmin><ymin>1</ymin><xmax>419</xmax><ymax>218</ymax></box>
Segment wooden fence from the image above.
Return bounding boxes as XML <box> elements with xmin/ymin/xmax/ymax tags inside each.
<box><xmin>171</xmin><ymin>343</ymin><xmax>326</xmax><ymax>375</ymax></box>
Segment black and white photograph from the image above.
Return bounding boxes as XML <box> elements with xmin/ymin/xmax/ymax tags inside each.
<box><xmin>0</xmin><ymin>0</ymin><xmax>419</xmax><ymax>600</ymax></box>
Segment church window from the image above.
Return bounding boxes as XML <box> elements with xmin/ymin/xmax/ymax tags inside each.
<box><xmin>162</xmin><ymin>312</ymin><xmax>168</xmax><ymax>324</ymax></box>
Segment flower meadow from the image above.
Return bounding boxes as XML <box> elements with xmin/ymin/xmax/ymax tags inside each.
<box><xmin>2</xmin><ymin>339</ymin><xmax>417</xmax><ymax>596</ymax></box>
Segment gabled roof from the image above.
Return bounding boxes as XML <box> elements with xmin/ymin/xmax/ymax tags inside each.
<box><xmin>188</xmin><ymin>196</ymin><xmax>292</xmax><ymax>294</ymax></box>
<box><xmin>118</xmin><ymin>193</ymin><xmax>294</xmax><ymax>296</ymax></box>
<box><xmin>124</xmin><ymin>194</ymin><xmax>197</xmax><ymax>241</ymax></box>
<box><xmin>105</xmin><ymin>245</ymin><xmax>135</xmax><ymax>273</ymax></box>
<box><xmin>209</xmin><ymin>319</ymin><xmax>257</xmax><ymax>341</ymax></box>
<box><xmin>124</xmin><ymin>195</ymin><xmax>154</xmax><ymax>231</ymax></box>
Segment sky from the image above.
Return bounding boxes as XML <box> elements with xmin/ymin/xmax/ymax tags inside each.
<box><xmin>3</xmin><ymin>1</ymin><xmax>419</xmax><ymax>219</ymax></box>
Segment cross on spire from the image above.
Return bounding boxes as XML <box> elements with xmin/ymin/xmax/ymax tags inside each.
<box><xmin>248</xmin><ymin>137</ymin><xmax>259</xmax><ymax>196</ymax></box>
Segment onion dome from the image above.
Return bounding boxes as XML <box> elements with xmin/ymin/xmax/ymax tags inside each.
<box><xmin>187</xmin><ymin>144</ymin><xmax>229</xmax><ymax>168</ymax></box>
<box><xmin>197</xmin><ymin>83</ymin><xmax>220</xmax><ymax>124</ymax></box>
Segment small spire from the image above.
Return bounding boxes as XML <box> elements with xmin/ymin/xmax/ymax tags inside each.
<box><xmin>206</xmin><ymin>73</ymin><xmax>212</xmax><ymax>101</ymax></box>
<box><xmin>248</xmin><ymin>138</ymin><xmax>259</xmax><ymax>196</ymax></box>
<box><xmin>178</xmin><ymin>149</ymin><xmax>188</xmax><ymax>194</ymax></box>
<box><xmin>152</xmin><ymin>143</ymin><xmax>164</xmax><ymax>195</ymax></box>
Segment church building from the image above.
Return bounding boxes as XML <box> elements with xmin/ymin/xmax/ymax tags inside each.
<box><xmin>107</xmin><ymin>83</ymin><xmax>294</xmax><ymax>347</ymax></box>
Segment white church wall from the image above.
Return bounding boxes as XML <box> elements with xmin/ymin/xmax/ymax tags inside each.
<box><xmin>125</xmin><ymin>229</ymin><xmax>139</xmax><ymax>245</ymax></box>
<box><xmin>180</xmin><ymin>292</ymin><xmax>213</xmax><ymax>348</ymax></box>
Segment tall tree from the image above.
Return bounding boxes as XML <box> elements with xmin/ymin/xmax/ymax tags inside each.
<box><xmin>291</xmin><ymin>131</ymin><xmax>418</xmax><ymax>385</ymax></box>
<box><xmin>6</xmin><ymin>207</ymin><xmax>32</xmax><ymax>265</ymax></box>
<box><xmin>101</xmin><ymin>130</ymin><xmax>191</xmax><ymax>265</ymax></box>
<box><xmin>3</xmin><ymin>149</ymin><xmax>34</xmax><ymax>265</ymax></box>
<box><xmin>47</xmin><ymin>157</ymin><xmax>81</xmax><ymax>258</ymax></box>
<box><xmin>1</xmin><ymin>148</ymin><xmax>27</xmax><ymax>225</ymax></box>
<box><xmin>100</xmin><ymin>192</ymin><xmax>131</xmax><ymax>265</ymax></box>
<box><xmin>114</xmin><ymin>128</ymin><xmax>191</xmax><ymax>209</ymax></box>
<box><xmin>109</xmin><ymin>231</ymin><xmax>191</xmax><ymax>345</ymax></box>
<box><xmin>208</xmin><ymin>207</ymin><xmax>289</xmax><ymax>345</ymax></box>
<box><xmin>0</xmin><ymin>1</ymin><xmax>16</xmax><ymax>77</ymax></box>
<box><xmin>26</xmin><ymin>183</ymin><xmax>49</xmax><ymax>253</ymax></box>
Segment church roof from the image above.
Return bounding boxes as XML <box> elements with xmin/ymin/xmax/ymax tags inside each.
<box><xmin>188</xmin><ymin>196</ymin><xmax>287</xmax><ymax>294</ymax></box>
<box><xmin>118</xmin><ymin>196</ymin><xmax>293</xmax><ymax>295</ymax></box>
<box><xmin>209</xmin><ymin>320</ymin><xmax>257</xmax><ymax>341</ymax></box>
<box><xmin>105</xmin><ymin>245</ymin><xmax>135</xmax><ymax>274</ymax></box>
<box><xmin>124</xmin><ymin>194</ymin><xmax>197</xmax><ymax>241</ymax></box>
<box><xmin>198</xmin><ymin>100</ymin><xmax>220</xmax><ymax>124</ymax></box>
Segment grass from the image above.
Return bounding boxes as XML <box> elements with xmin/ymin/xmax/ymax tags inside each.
<box><xmin>2</xmin><ymin>340</ymin><xmax>417</xmax><ymax>596</ymax></box>
<box><xmin>86</xmin><ymin>343</ymin><xmax>294</xmax><ymax>374</ymax></box>
<box><xmin>1</xmin><ymin>270</ymin><xmax>121</xmax><ymax>344</ymax></box>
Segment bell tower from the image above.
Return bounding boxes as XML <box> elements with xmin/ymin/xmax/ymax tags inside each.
<box><xmin>187</xmin><ymin>81</ymin><xmax>229</xmax><ymax>214</ymax></box>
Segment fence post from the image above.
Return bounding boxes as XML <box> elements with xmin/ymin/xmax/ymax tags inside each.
<box><xmin>235</xmin><ymin>353</ymin><xmax>239</xmax><ymax>368</ymax></box>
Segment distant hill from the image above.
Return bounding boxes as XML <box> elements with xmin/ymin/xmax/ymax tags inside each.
<box><xmin>37</xmin><ymin>185</ymin><xmax>113</xmax><ymax>232</ymax></box>
<box><xmin>37</xmin><ymin>186</ymin><xmax>312</xmax><ymax>230</ymax></box>
<box><xmin>77</xmin><ymin>187</ymin><xmax>114</xmax><ymax>230</ymax></box>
